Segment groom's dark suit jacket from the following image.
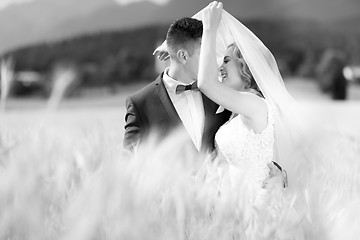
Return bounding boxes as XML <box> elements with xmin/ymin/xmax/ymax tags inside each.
<box><xmin>123</xmin><ymin>72</ymin><xmax>231</xmax><ymax>153</ymax></box>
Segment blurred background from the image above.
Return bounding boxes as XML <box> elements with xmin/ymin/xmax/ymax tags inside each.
<box><xmin>1</xmin><ymin>2</ymin><xmax>360</xmax><ymax>238</ymax></box>
<box><xmin>0</xmin><ymin>0</ymin><xmax>360</xmax><ymax>136</ymax></box>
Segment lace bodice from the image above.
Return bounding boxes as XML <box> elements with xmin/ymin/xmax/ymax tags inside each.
<box><xmin>215</xmin><ymin>100</ymin><xmax>275</xmax><ymax>201</ymax></box>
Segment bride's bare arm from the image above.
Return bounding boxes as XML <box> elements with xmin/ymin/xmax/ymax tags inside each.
<box><xmin>198</xmin><ymin>2</ymin><xmax>267</xmax><ymax>123</ymax></box>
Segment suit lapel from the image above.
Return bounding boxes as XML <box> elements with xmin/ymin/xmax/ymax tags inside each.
<box><xmin>156</xmin><ymin>74</ymin><xmax>198</xmax><ymax>153</ymax></box>
<box><xmin>201</xmin><ymin>93</ymin><xmax>218</xmax><ymax>117</ymax></box>
<box><xmin>155</xmin><ymin>74</ymin><xmax>221</xmax><ymax>153</ymax></box>
<box><xmin>201</xmin><ymin>93</ymin><xmax>219</xmax><ymax>152</ymax></box>
<box><xmin>156</xmin><ymin>74</ymin><xmax>182</xmax><ymax>127</ymax></box>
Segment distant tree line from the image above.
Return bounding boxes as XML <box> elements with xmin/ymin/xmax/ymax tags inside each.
<box><xmin>1</xmin><ymin>19</ymin><xmax>359</xmax><ymax>96</ymax></box>
<box><xmin>4</xmin><ymin>25</ymin><xmax>168</xmax><ymax>87</ymax></box>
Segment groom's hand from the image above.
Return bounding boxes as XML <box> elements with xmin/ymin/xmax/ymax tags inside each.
<box><xmin>262</xmin><ymin>175</ymin><xmax>284</xmax><ymax>190</ymax></box>
<box><xmin>262</xmin><ymin>161</ymin><xmax>288</xmax><ymax>189</ymax></box>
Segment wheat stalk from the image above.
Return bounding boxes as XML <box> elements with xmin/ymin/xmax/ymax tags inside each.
<box><xmin>47</xmin><ymin>66</ymin><xmax>77</xmax><ymax>112</ymax></box>
<box><xmin>0</xmin><ymin>58</ymin><xmax>14</xmax><ymax>113</ymax></box>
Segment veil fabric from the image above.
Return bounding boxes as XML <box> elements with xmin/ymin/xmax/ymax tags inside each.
<box><xmin>155</xmin><ymin>8</ymin><xmax>318</xmax><ymax>190</ymax></box>
<box><xmin>196</xmin><ymin>9</ymin><xmax>317</xmax><ymax>190</ymax></box>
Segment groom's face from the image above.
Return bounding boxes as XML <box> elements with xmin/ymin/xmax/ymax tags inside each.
<box><xmin>184</xmin><ymin>41</ymin><xmax>201</xmax><ymax>81</ymax></box>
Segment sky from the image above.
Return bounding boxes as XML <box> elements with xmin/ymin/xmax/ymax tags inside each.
<box><xmin>0</xmin><ymin>0</ymin><xmax>34</xmax><ymax>9</ymax></box>
<box><xmin>0</xmin><ymin>0</ymin><xmax>171</xmax><ymax>10</ymax></box>
<box><xmin>113</xmin><ymin>0</ymin><xmax>170</xmax><ymax>5</ymax></box>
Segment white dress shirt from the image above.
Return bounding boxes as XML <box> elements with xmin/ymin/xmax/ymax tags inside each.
<box><xmin>162</xmin><ymin>68</ymin><xmax>205</xmax><ymax>151</ymax></box>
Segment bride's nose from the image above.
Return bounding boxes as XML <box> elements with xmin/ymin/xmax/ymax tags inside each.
<box><xmin>219</xmin><ymin>64</ymin><xmax>225</xmax><ymax>72</ymax></box>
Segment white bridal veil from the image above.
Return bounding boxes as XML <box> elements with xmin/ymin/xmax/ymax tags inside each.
<box><xmin>155</xmin><ymin>7</ymin><xmax>319</xmax><ymax>190</ymax></box>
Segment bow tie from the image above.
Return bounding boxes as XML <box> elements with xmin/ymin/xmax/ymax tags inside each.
<box><xmin>175</xmin><ymin>81</ymin><xmax>199</xmax><ymax>94</ymax></box>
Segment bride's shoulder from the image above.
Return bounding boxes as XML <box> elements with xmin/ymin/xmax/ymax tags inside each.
<box><xmin>247</xmin><ymin>89</ymin><xmax>263</xmax><ymax>98</ymax></box>
<box><xmin>246</xmin><ymin>89</ymin><xmax>269</xmax><ymax>111</ymax></box>
<box><xmin>246</xmin><ymin>90</ymin><xmax>269</xmax><ymax>114</ymax></box>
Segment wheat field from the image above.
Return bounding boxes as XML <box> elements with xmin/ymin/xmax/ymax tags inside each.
<box><xmin>1</xmin><ymin>79</ymin><xmax>360</xmax><ymax>240</ymax></box>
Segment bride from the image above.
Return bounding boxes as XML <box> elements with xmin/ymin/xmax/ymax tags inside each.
<box><xmin>196</xmin><ymin>3</ymin><xmax>311</xmax><ymax>238</ymax></box>
<box><xmin>198</xmin><ymin>1</ymin><xmax>284</xmax><ymax>203</ymax></box>
<box><xmin>195</xmin><ymin>1</ymin><xmax>303</xmax><ymax>206</ymax></box>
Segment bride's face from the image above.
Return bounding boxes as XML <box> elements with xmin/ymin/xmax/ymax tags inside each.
<box><xmin>219</xmin><ymin>49</ymin><xmax>245</xmax><ymax>90</ymax></box>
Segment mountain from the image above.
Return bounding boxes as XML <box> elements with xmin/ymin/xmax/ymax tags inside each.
<box><xmin>1</xmin><ymin>0</ymin><xmax>360</xmax><ymax>55</ymax></box>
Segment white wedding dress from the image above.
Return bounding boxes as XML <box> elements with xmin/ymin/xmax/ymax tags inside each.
<box><xmin>215</xmin><ymin>99</ymin><xmax>275</xmax><ymax>204</ymax></box>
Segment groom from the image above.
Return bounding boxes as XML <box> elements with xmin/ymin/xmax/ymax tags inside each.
<box><xmin>123</xmin><ymin>17</ymin><xmax>231</xmax><ymax>153</ymax></box>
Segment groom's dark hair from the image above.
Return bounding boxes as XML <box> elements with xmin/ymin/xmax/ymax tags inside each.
<box><xmin>166</xmin><ymin>17</ymin><xmax>203</xmax><ymax>58</ymax></box>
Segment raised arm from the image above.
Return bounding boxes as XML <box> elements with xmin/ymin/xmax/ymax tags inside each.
<box><xmin>198</xmin><ymin>2</ymin><xmax>267</xmax><ymax>124</ymax></box>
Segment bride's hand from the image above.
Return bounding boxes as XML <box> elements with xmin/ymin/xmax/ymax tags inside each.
<box><xmin>153</xmin><ymin>41</ymin><xmax>170</xmax><ymax>61</ymax></box>
<box><xmin>202</xmin><ymin>1</ymin><xmax>223</xmax><ymax>32</ymax></box>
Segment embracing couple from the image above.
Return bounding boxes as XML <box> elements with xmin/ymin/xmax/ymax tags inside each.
<box><xmin>124</xmin><ymin>2</ymin><xmax>291</xmax><ymax>196</ymax></box>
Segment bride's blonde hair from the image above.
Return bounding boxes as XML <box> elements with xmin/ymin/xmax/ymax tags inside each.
<box><xmin>228</xmin><ymin>43</ymin><xmax>263</xmax><ymax>98</ymax></box>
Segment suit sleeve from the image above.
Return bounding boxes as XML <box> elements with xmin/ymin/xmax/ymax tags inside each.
<box><xmin>123</xmin><ymin>96</ymin><xmax>142</xmax><ymax>151</ymax></box>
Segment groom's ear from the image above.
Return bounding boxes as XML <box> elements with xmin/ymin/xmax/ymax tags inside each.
<box><xmin>176</xmin><ymin>49</ymin><xmax>188</xmax><ymax>64</ymax></box>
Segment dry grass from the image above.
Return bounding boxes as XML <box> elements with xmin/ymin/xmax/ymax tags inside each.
<box><xmin>0</xmin><ymin>74</ymin><xmax>359</xmax><ymax>239</ymax></box>
<box><xmin>0</xmin><ymin>58</ymin><xmax>14</xmax><ymax>112</ymax></box>
<box><xmin>0</xmin><ymin>110</ymin><xmax>359</xmax><ymax>240</ymax></box>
